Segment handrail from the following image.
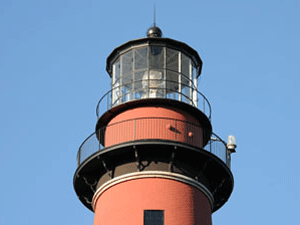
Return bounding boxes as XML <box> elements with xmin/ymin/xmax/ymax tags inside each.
<box><xmin>208</xmin><ymin>133</ymin><xmax>230</xmax><ymax>168</ymax></box>
<box><xmin>77</xmin><ymin>117</ymin><xmax>229</xmax><ymax>168</ymax></box>
<box><xmin>96</xmin><ymin>70</ymin><xmax>212</xmax><ymax>120</ymax></box>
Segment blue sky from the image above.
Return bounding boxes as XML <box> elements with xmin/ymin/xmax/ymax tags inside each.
<box><xmin>1</xmin><ymin>0</ymin><xmax>299</xmax><ymax>224</ymax></box>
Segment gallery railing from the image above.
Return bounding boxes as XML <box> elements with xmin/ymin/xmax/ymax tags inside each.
<box><xmin>77</xmin><ymin>118</ymin><xmax>229</xmax><ymax>168</ymax></box>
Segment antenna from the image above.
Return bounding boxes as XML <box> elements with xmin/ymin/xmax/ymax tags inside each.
<box><xmin>153</xmin><ymin>4</ymin><xmax>156</xmax><ymax>27</ymax></box>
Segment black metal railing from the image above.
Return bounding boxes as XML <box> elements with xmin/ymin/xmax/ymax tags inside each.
<box><xmin>77</xmin><ymin>118</ymin><xmax>229</xmax><ymax>168</ymax></box>
<box><xmin>207</xmin><ymin>133</ymin><xmax>231</xmax><ymax>168</ymax></box>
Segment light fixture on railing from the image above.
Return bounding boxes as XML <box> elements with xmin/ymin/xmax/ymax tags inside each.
<box><xmin>227</xmin><ymin>135</ymin><xmax>237</xmax><ymax>153</ymax></box>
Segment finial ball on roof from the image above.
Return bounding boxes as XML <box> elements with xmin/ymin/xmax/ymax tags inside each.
<box><xmin>147</xmin><ymin>26</ymin><xmax>162</xmax><ymax>38</ymax></box>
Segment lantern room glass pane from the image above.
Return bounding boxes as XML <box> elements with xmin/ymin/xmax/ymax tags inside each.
<box><xmin>181</xmin><ymin>53</ymin><xmax>190</xmax><ymax>78</ymax></box>
<box><xmin>135</xmin><ymin>47</ymin><xmax>147</xmax><ymax>70</ymax></box>
<box><xmin>149</xmin><ymin>46</ymin><xmax>164</xmax><ymax>69</ymax></box>
<box><xmin>113</xmin><ymin>60</ymin><xmax>120</xmax><ymax>82</ymax></box>
<box><xmin>121</xmin><ymin>51</ymin><xmax>134</xmax><ymax>101</ymax></box>
<box><xmin>134</xmin><ymin>70</ymin><xmax>147</xmax><ymax>99</ymax></box>
<box><xmin>181</xmin><ymin>53</ymin><xmax>190</xmax><ymax>90</ymax></box>
<box><xmin>122</xmin><ymin>51</ymin><xmax>133</xmax><ymax>86</ymax></box>
<box><xmin>166</xmin><ymin>70</ymin><xmax>178</xmax><ymax>94</ymax></box>
<box><xmin>182</xmin><ymin>75</ymin><xmax>191</xmax><ymax>104</ymax></box>
<box><xmin>112</xmin><ymin>60</ymin><xmax>121</xmax><ymax>106</ymax></box>
<box><xmin>166</xmin><ymin>48</ymin><xmax>179</xmax><ymax>93</ymax></box>
<box><xmin>166</xmin><ymin>48</ymin><xmax>178</xmax><ymax>72</ymax></box>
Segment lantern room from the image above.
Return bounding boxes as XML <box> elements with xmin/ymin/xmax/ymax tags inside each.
<box><xmin>105</xmin><ymin>27</ymin><xmax>203</xmax><ymax>108</ymax></box>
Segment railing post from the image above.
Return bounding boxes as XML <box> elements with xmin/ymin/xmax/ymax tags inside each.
<box><xmin>98</xmin><ymin>129</ymin><xmax>101</xmax><ymax>151</ymax></box>
<box><xmin>107</xmin><ymin>92</ymin><xmax>110</xmax><ymax>110</ymax></box>
<box><xmin>226</xmin><ymin>148</ymin><xmax>230</xmax><ymax>168</ymax></box>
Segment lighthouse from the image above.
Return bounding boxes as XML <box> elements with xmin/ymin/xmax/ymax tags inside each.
<box><xmin>73</xmin><ymin>25</ymin><xmax>236</xmax><ymax>225</ymax></box>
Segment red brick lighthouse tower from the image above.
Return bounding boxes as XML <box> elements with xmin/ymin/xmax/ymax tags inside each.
<box><xmin>73</xmin><ymin>26</ymin><xmax>236</xmax><ymax>225</ymax></box>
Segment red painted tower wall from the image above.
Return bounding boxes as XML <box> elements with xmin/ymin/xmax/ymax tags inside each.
<box><xmin>93</xmin><ymin>178</ymin><xmax>212</xmax><ymax>225</ymax></box>
<box><xmin>104</xmin><ymin>106</ymin><xmax>204</xmax><ymax>148</ymax></box>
